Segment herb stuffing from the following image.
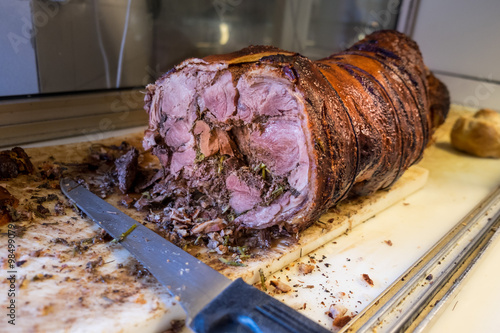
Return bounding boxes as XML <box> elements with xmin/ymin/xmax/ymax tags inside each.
<box><xmin>218</xmin><ymin>257</ymin><xmax>246</xmax><ymax>267</ymax></box>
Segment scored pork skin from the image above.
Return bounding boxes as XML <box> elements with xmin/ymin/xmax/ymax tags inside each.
<box><xmin>143</xmin><ymin>30</ymin><xmax>449</xmax><ymax>233</ymax></box>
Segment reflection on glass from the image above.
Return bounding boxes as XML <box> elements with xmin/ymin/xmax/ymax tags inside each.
<box><xmin>0</xmin><ymin>0</ymin><xmax>399</xmax><ymax>97</ymax></box>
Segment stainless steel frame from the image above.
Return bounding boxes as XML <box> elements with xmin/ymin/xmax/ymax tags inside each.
<box><xmin>0</xmin><ymin>88</ymin><xmax>147</xmax><ymax>148</ymax></box>
<box><xmin>341</xmin><ymin>185</ymin><xmax>500</xmax><ymax>332</ymax></box>
<box><xmin>396</xmin><ymin>0</ymin><xmax>420</xmax><ymax>35</ymax></box>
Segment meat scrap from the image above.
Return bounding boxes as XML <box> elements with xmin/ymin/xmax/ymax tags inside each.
<box><xmin>114</xmin><ymin>147</ymin><xmax>139</xmax><ymax>193</ymax></box>
<box><xmin>85</xmin><ymin>257</ymin><xmax>104</xmax><ymax>273</ymax></box>
<box><xmin>298</xmin><ymin>263</ymin><xmax>315</xmax><ymax>275</ymax></box>
<box><xmin>36</xmin><ymin>204</ymin><xmax>50</xmax><ymax>217</ymax></box>
<box><xmin>74</xmin><ymin>142</ymin><xmax>147</xmax><ymax>199</ymax></box>
<box><xmin>190</xmin><ymin>218</ymin><xmax>225</xmax><ymax>234</ymax></box>
<box><xmin>0</xmin><ymin>147</ymin><xmax>34</xmax><ymax>179</ymax></box>
<box><xmin>142</xmin><ymin>30</ymin><xmax>450</xmax><ymax>239</ymax></box>
<box><xmin>89</xmin><ymin>142</ymin><xmax>131</xmax><ymax>162</ymax></box>
<box><xmin>328</xmin><ymin>304</ymin><xmax>352</xmax><ymax>328</ymax></box>
<box><xmin>269</xmin><ymin>280</ymin><xmax>292</xmax><ymax>293</ymax></box>
<box><xmin>38</xmin><ymin>160</ymin><xmax>65</xmax><ymax>180</ymax></box>
<box><xmin>0</xmin><ymin>186</ymin><xmax>19</xmax><ymax>208</ymax></box>
<box><xmin>333</xmin><ymin>315</ymin><xmax>352</xmax><ymax>328</ymax></box>
<box><xmin>362</xmin><ymin>273</ymin><xmax>374</xmax><ymax>287</ymax></box>
<box><xmin>0</xmin><ymin>186</ymin><xmax>19</xmax><ymax>225</ymax></box>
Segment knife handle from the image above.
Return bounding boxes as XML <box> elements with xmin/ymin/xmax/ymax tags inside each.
<box><xmin>190</xmin><ymin>278</ymin><xmax>330</xmax><ymax>333</ymax></box>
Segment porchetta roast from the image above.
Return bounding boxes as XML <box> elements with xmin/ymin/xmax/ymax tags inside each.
<box><xmin>142</xmin><ymin>30</ymin><xmax>449</xmax><ymax>241</ymax></box>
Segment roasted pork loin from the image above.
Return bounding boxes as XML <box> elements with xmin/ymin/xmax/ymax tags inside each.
<box><xmin>142</xmin><ymin>30</ymin><xmax>449</xmax><ymax>236</ymax></box>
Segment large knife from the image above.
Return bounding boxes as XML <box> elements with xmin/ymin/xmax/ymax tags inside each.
<box><xmin>61</xmin><ymin>178</ymin><xmax>330</xmax><ymax>333</ymax></box>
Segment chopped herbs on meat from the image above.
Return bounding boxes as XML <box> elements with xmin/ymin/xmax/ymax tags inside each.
<box><xmin>217</xmin><ymin>156</ymin><xmax>225</xmax><ymax>174</ymax></box>
<box><xmin>194</xmin><ymin>151</ymin><xmax>205</xmax><ymax>163</ymax></box>
<box><xmin>253</xmin><ymin>163</ymin><xmax>270</xmax><ymax>179</ymax></box>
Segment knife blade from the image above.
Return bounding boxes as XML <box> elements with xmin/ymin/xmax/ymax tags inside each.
<box><xmin>61</xmin><ymin>178</ymin><xmax>330</xmax><ymax>333</ymax></box>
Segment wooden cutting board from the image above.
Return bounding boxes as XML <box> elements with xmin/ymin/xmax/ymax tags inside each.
<box><xmin>0</xmin><ymin>133</ymin><xmax>428</xmax><ymax>332</ymax></box>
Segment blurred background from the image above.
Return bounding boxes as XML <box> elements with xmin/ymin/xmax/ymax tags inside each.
<box><xmin>0</xmin><ymin>0</ymin><xmax>498</xmax><ymax>146</ymax></box>
<box><xmin>0</xmin><ymin>0</ymin><xmax>400</xmax><ymax>96</ymax></box>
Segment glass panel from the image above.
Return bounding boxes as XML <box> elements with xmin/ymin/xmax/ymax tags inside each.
<box><xmin>0</xmin><ymin>0</ymin><xmax>400</xmax><ymax>98</ymax></box>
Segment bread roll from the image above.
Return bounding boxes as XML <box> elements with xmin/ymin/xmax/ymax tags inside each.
<box><xmin>451</xmin><ymin>109</ymin><xmax>500</xmax><ymax>158</ymax></box>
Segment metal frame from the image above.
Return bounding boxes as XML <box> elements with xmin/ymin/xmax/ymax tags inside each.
<box><xmin>396</xmin><ymin>0</ymin><xmax>421</xmax><ymax>35</ymax></box>
<box><xmin>341</xmin><ymin>185</ymin><xmax>500</xmax><ymax>332</ymax></box>
<box><xmin>0</xmin><ymin>89</ymin><xmax>147</xmax><ymax>148</ymax></box>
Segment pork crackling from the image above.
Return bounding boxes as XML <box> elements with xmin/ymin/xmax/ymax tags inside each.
<box><xmin>142</xmin><ymin>30</ymin><xmax>450</xmax><ymax>236</ymax></box>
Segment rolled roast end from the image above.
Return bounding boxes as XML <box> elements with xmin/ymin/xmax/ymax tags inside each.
<box><xmin>143</xmin><ymin>57</ymin><xmax>316</xmax><ymax>232</ymax></box>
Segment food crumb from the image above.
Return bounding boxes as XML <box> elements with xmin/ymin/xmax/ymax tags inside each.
<box><xmin>328</xmin><ymin>304</ymin><xmax>352</xmax><ymax>328</ymax></box>
<box><xmin>134</xmin><ymin>294</ymin><xmax>147</xmax><ymax>304</ymax></box>
<box><xmin>362</xmin><ymin>273</ymin><xmax>374</xmax><ymax>287</ymax></box>
<box><xmin>298</xmin><ymin>262</ymin><xmax>315</xmax><ymax>275</ymax></box>
<box><xmin>164</xmin><ymin>319</ymin><xmax>185</xmax><ymax>333</ymax></box>
<box><xmin>333</xmin><ymin>315</ymin><xmax>352</xmax><ymax>328</ymax></box>
<box><xmin>384</xmin><ymin>240</ymin><xmax>393</xmax><ymax>246</ymax></box>
<box><xmin>32</xmin><ymin>273</ymin><xmax>53</xmax><ymax>282</ymax></box>
<box><xmin>39</xmin><ymin>304</ymin><xmax>54</xmax><ymax>316</ymax></box>
<box><xmin>270</xmin><ymin>280</ymin><xmax>292</xmax><ymax>293</ymax></box>
<box><xmin>85</xmin><ymin>257</ymin><xmax>104</xmax><ymax>273</ymax></box>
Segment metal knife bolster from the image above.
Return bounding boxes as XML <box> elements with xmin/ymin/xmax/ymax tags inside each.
<box><xmin>192</xmin><ymin>278</ymin><xmax>329</xmax><ymax>333</ymax></box>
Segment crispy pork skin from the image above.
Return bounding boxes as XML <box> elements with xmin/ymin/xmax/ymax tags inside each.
<box><xmin>143</xmin><ymin>30</ymin><xmax>449</xmax><ymax>235</ymax></box>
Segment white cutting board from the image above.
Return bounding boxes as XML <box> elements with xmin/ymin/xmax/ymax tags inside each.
<box><xmin>0</xmin><ymin>130</ymin><xmax>428</xmax><ymax>332</ymax></box>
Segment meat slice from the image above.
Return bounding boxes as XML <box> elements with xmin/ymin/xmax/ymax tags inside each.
<box><xmin>142</xmin><ymin>30</ymin><xmax>449</xmax><ymax>234</ymax></box>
